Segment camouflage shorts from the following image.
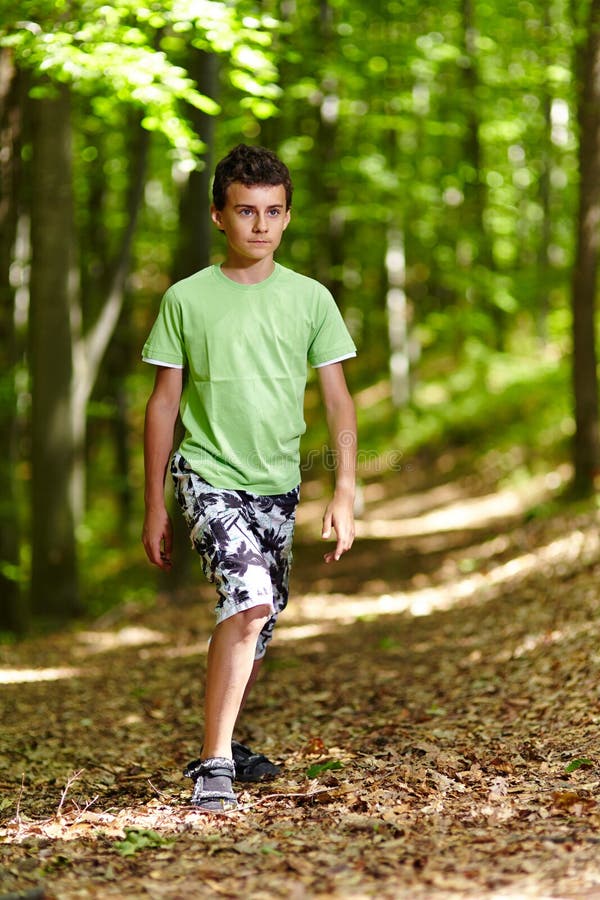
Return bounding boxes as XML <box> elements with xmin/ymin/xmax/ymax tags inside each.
<box><xmin>171</xmin><ymin>452</ymin><xmax>299</xmax><ymax>659</ymax></box>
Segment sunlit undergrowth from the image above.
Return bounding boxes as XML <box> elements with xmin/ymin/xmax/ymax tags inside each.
<box><xmin>400</xmin><ymin>343</ymin><xmax>571</xmax><ymax>470</ymax></box>
<box><xmin>304</xmin><ymin>337</ymin><xmax>571</xmax><ymax>485</ymax></box>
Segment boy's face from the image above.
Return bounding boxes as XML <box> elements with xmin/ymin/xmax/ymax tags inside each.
<box><xmin>211</xmin><ymin>182</ymin><xmax>291</xmax><ymax>265</ymax></box>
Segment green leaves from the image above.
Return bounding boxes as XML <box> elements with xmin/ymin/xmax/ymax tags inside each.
<box><xmin>565</xmin><ymin>758</ymin><xmax>594</xmax><ymax>774</ymax></box>
<box><xmin>1</xmin><ymin>0</ymin><xmax>280</xmax><ymax>159</ymax></box>
<box><xmin>306</xmin><ymin>760</ymin><xmax>344</xmax><ymax>778</ymax></box>
<box><xmin>114</xmin><ymin>827</ymin><xmax>175</xmax><ymax>857</ymax></box>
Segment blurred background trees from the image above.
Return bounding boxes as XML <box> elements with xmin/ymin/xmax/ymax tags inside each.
<box><xmin>1</xmin><ymin>0</ymin><xmax>599</xmax><ymax>633</ymax></box>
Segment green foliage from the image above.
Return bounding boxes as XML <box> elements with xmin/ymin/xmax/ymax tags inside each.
<box><xmin>114</xmin><ymin>827</ymin><xmax>175</xmax><ymax>857</ymax></box>
<box><xmin>1</xmin><ymin>0</ymin><xmax>280</xmax><ymax>160</ymax></box>
<box><xmin>306</xmin><ymin>760</ymin><xmax>343</xmax><ymax>777</ymax></box>
<box><xmin>565</xmin><ymin>758</ymin><xmax>594</xmax><ymax>774</ymax></box>
<box><xmin>397</xmin><ymin>345</ymin><xmax>571</xmax><ymax>461</ymax></box>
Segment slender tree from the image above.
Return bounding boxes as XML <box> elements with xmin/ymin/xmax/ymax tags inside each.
<box><xmin>571</xmin><ymin>0</ymin><xmax>600</xmax><ymax>493</ymax></box>
<box><xmin>166</xmin><ymin>48</ymin><xmax>219</xmax><ymax>592</ymax></box>
<box><xmin>0</xmin><ymin>50</ymin><xmax>25</xmax><ymax>630</ymax></box>
<box><xmin>29</xmin><ymin>82</ymin><xmax>80</xmax><ymax>617</ymax></box>
<box><xmin>460</xmin><ymin>0</ymin><xmax>502</xmax><ymax>346</ymax></box>
<box><xmin>172</xmin><ymin>50</ymin><xmax>218</xmax><ymax>283</ymax></box>
<box><xmin>71</xmin><ymin>114</ymin><xmax>150</xmax><ymax>524</ymax></box>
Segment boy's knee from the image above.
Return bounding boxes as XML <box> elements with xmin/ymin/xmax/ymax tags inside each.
<box><xmin>224</xmin><ymin>604</ymin><xmax>271</xmax><ymax>640</ymax></box>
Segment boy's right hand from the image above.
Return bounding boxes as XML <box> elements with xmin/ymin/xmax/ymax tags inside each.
<box><xmin>142</xmin><ymin>508</ymin><xmax>173</xmax><ymax>570</ymax></box>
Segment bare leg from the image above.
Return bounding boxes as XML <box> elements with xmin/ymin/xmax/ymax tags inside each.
<box><xmin>202</xmin><ymin>604</ymin><xmax>271</xmax><ymax>759</ymax></box>
<box><xmin>238</xmin><ymin>656</ymin><xmax>264</xmax><ymax>714</ymax></box>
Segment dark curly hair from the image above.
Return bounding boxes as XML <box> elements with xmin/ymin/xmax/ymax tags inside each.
<box><xmin>212</xmin><ymin>144</ymin><xmax>293</xmax><ymax>211</ymax></box>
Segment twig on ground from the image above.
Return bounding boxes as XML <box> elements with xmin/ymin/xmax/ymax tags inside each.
<box><xmin>237</xmin><ymin>786</ymin><xmax>338</xmax><ymax>809</ymax></box>
<box><xmin>148</xmin><ymin>779</ymin><xmax>172</xmax><ymax>801</ymax></box>
<box><xmin>71</xmin><ymin>794</ymin><xmax>99</xmax><ymax>824</ymax></box>
<box><xmin>56</xmin><ymin>769</ymin><xmax>85</xmax><ymax>819</ymax></box>
<box><xmin>14</xmin><ymin>772</ymin><xmax>25</xmax><ymax>826</ymax></box>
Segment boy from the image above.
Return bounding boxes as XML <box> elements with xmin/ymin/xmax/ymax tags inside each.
<box><xmin>141</xmin><ymin>144</ymin><xmax>357</xmax><ymax>812</ymax></box>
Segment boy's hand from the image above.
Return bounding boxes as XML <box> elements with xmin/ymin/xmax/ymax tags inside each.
<box><xmin>321</xmin><ymin>493</ymin><xmax>355</xmax><ymax>563</ymax></box>
<box><xmin>142</xmin><ymin>507</ymin><xmax>173</xmax><ymax>570</ymax></box>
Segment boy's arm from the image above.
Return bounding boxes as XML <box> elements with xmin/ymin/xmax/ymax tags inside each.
<box><xmin>142</xmin><ymin>366</ymin><xmax>183</xmax><ymax>570</ymax></box>
<box><xmin>317</xmin><ymin>361</ymin><xmax>357</xmax><ymax>563</ymax></box>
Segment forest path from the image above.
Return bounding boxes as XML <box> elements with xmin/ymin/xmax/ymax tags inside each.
<box><xmin>2</xmin><ymin>457</ymin><xmax>600</xmax><ymax>899</ymax></box>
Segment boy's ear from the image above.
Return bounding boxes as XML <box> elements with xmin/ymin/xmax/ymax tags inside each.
<box><xmin>210</xmin><ymin>204</ymin><xmax>224</xmax><ymax>231</ymax></box>
<box><xmin>283</xmin><ymin>208</ymin><xmax>291</xmax><ymax>230</ymax></box>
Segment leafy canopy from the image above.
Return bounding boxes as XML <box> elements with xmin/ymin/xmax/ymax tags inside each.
<box><xmin>0</xmin><ymin>0</ymin><xmax>280</xmax><ymax>160</ymax></box>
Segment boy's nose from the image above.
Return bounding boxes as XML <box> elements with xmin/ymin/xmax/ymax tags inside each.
<box><xmin>253</xmin><ymin>214</ymin><xmax>268</xmax><ymax>232</ymax></box>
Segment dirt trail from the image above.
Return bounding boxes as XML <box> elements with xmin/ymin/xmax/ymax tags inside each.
<box><xmin>2</xmin><ymin>464</ymin><xmax>600</xmax><ymax>899</ymax></box>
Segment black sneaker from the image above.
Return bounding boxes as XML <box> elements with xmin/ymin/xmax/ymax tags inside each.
<box><xmin>231</xmin><ymin>740</ymin><xmax>281</xmax><ymax>782</ymax></box>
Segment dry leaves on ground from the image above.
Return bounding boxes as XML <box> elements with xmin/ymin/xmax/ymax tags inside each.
<box><xmin>2</xmin><ymin>466</ymin><xmax>600</xmax><ymax>899</ymax></box>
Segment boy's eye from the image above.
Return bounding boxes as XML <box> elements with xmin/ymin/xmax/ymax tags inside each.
<box><xmin>237</xmin><ymin>207</ymin><xmax>282</xmax><ymax>217</ymax></box>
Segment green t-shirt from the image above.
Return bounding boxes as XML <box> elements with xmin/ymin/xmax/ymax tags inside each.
<box><xmin>142</xmin><ymin>263</ymin><xmax>356</xmax><ymax>494</ymax></box>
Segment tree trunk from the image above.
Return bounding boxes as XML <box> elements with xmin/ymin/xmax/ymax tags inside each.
<box><xmin>167</xmin><ymin>49</ymin><xmax>218</xmax><ymax>593</ymax></box>
<box><xmin>84</xmin><ymin>113</ymin><xmax>150</xmax><ymax>536</ymax></box>
<box><xmin>386</xmin><ymin>229</ymin><xmax>411</xmax><ymax>407</ymax></box>
<box><xmin>461</xmin><ymin>0</ymin><xmax>503</xmax><ymax>347</ymax></box>
<box><xmin>314</xmin><ymin>0</ymin><xmax>344</xmax><ymax>302</ymax></box>
<box><xmin>536</xmin><ymin>89</ymin><xmax>552</xmax><ymax>343</ymax></box>
<box><xmin>534</xmin><ymin>3</ymin><xmax>554</xmax><ymax>344</ymax></box>
<box><xmin>29</xmin><ymin>83</ymin><xmax>80</xmax><ymax>618</ymax></box>
<box><xmin>0</xmin><ymin>51</ymin><xmax>25</xmax><ymax>631</ymax></box>
<box><xmin>72</xmin><ymin>116</ymin><xmax>150</xmax><ymax>528</ymax></box>
<box><xmin>571</xmin><ymin>0</ymin><xmax>600</xmax><ymax>494</ymax></box>
<box><xmin>172</xmin><ymin>50</ymin><xmax>218</xmax><ymax>283</ymax></box>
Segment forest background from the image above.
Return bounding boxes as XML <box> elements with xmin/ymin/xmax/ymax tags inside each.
<box><xmin>2</xmin><ymin>0</ymin><xmax>600</xmax><ymax>634</ymax></box>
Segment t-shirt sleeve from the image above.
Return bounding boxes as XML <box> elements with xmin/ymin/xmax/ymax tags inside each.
<box><xmin>141</xmin><ymin>287</ymin><xmax>186</xmax><ymax>368</ymax></box>
<box><xmin>307</xmin><ymin>285</ymin><xmax>357</xmax><ymax>368</ymax></box>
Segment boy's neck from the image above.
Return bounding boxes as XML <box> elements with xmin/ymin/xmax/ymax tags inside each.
<box><xmin>219</xmin><ymin>255</ymin><xmax>276</xmax><ymax>285</ymax></box>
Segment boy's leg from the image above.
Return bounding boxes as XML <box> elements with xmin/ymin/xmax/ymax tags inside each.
<box><xmin>236</xmin><ymin>485</ymin><xmax>298</xmax><ymax>716</ymax></box>
<box><xmin>238</xmin><ymin>657</ymin><xmax>263</xmax><ymax>712</ymax></box>
<box><xmin>183</xmin><ymin>605</ymin><xmax>270</xmax><ymax>812</ymax></box>
<box><xmin>171</xmin><ymin>456</ymin><xmax>298</xmax><ymax>790</ymax></box>
<box><xmin>202</xmin><ymin>603</ymin><xmax>271</xmax><ymax>759</ymax></box>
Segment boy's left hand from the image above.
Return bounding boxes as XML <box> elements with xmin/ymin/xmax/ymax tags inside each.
<box><xmin>321</xmin><ymin>493</ymin><xmax>355</xmax><ymax>563</ymax></box>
